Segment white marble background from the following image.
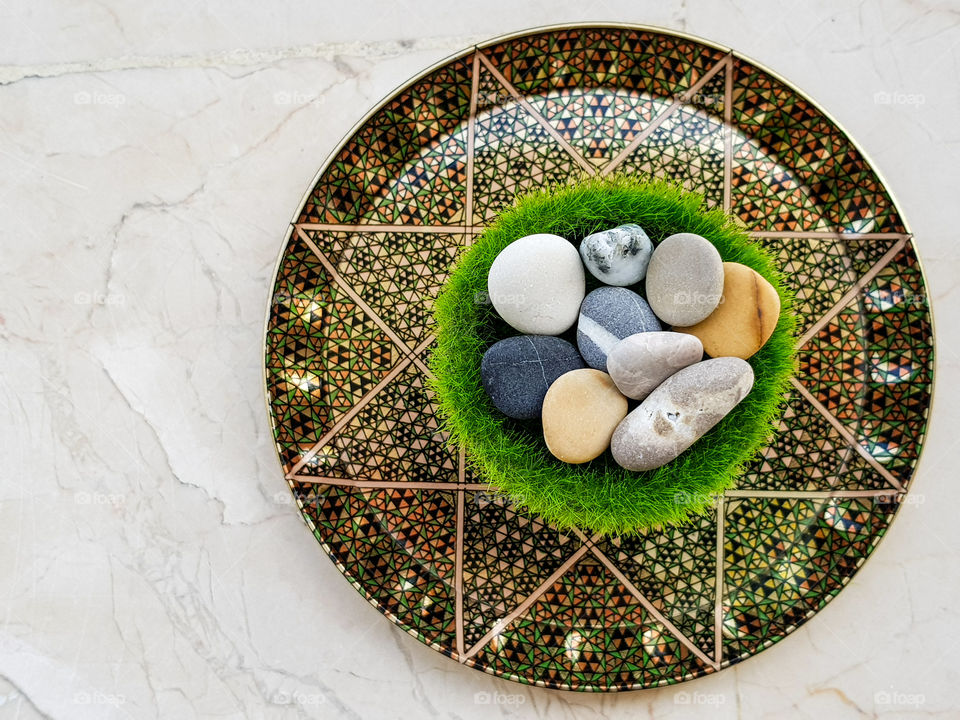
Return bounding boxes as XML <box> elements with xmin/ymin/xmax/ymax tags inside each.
<box><xmin>1</xmin><ymin>1</ymin><xmax>958</xmax><ymax>718</ymax></box>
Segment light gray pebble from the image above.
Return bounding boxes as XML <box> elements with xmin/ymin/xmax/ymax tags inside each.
<box><xmin>606</xmin><ymin>332</ymin><xmax>704</xmax><ymax>401</ymax></box>
<box><xmin>645</xmin><ymin>232</ymin><xmax>724</xmax><ymax>327</ymax></box>
<box><xmin>487</xmin><ymin>233</ymin><xmax>585</xmax><ymax>335</ymax></box>
<box><xmin>611</xmin><ymin>357</ymin><xmax>754</xmax><ymax>471</ymax></box>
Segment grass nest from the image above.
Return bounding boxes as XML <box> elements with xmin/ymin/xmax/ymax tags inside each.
<box><xmin>428</xmin><ymin>174</ymin><xmax>798</xmax><ymax>535</ymax></box>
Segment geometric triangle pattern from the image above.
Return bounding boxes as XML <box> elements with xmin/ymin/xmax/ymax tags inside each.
<box><xmin>789</xmin><ymin>243</ymin><xmax>932</xmax><ymax>487</ymax></box>
<box><xmin>481</xmin><ymin>27</ymin><xmax>727</xmax><ymax>101</ymax></box>
<box><xmin>525</xmin><ymin>87</ymin><xmax>672</xmax><ymax>170</ymax></box>
<box><xmin>294</xmin><ymin>481</ymin><xmax>458</xmax><ymax>651</ymax></box>
<box><xmin>472</xmin><ymin>60</ymin><xmax>590</xmax><ymax>224</ymax></box>
<box><xmin>797</xmin><ymin>306</ymin><xmax>867</xmax><ymax>427</ymax></box>
<box><xmin>596</xmin><ymin>509</ymin><xmax>718</xmax><ymax>658</ymax></box>
<box><xmin>364</xmin><ymin>486</ymin><xmax>458</xmax><ymax>582</ymax></box>
<box><xmin>266</xmin><ymin>26</ymin><xmax>933</xmax><ymax>690</ymax></box>
<box><xmin>730</xmin><ymin>57</ymin><xmax>905</xmax><ymax>234</ymax></box>
<box><xmin>299</xmin><ymin>229</ymin><xmax>465</xmax><ymax>348</ymax></box>
<box><xmin>754</xmin><ymin>234</ymin><xmax>900</xmax><ymax>335</ymax></box>
<box><xmin>722</xmin><ymin>496</ymin><xmax>895</xmax><ymax>662</ymax></box>
<box><xmin>296</xmin><ymin>360</ymin><xmax>459</xmax><ymax>483</ymax></box>
<box><xmin>829</xmin><ymin>137</ymin><xmax>905</xmax><ymax>234</ymax></box>
<box><xmin>853</xmin><ymin>245</ymin><xmax>932</xmax><ymax>485</ymax></box>
<box><xmin>461</xmin><ymin>490</ymin><xmax>583</xmax><ymax>649</ymax></box>
<box><xmin>729</xmin><ymin>133</ymin><xmax>834</xmax><ymax>232</ymax></box>
<box><xmin>730</xmin><ymin>58</ymin><xmax>841</xmax><ymax>232</ymax></box>
<box><xmin>730</xmin><ymin>135</ymin><xmax>831</xmax><ymax>231</ymax></box>
<box><xmin>298</xmin><ymin>57</ymin><xmax>472</xmax><ymax>226</ymax></box>
<box><xmin>738</xmin><ymin>388</ymin><xmax>893</xmax><ymax>493</ymax></box>
<box><xmin>615</xmin><ymin>70</ymin><xmax>727</xmax><ymax>208</ymax></box>
<box><xmin>468</xmin><ymin>555</ymin><xmax>714</xmax><ymax>689</ymax></box>
<box><xmin>266</xmin><ymin>237</ymin><xmax>398</xmax><ymax>471</ymax></box>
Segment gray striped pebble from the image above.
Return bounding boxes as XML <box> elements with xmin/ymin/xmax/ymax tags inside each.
<box><xmin>576</xmin><ymin>287</ymin><xmax>661</xmax><ymax>371</ymax></box>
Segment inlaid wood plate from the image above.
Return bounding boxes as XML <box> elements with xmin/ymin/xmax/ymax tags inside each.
<box><xmin>264</xmin><ymin>24</ymin><xmax>933</xmax><ymax>690</ymax></box>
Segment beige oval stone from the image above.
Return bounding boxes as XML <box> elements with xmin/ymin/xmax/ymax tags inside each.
<box><xmin>542</xmin><ymin>369</ymin><xmax>628</xmax><ymax>464</ymax></box>
<box><xmin>676</xmin><ymin>262</ymin><xmax>780</xmax><ymax>359</ymax></box>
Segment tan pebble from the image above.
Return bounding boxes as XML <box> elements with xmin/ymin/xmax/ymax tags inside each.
<box><xmin>542</xmin><ymin>369</ymin><xmax>628</xmax><ymax>464</ymax></box>
<box><xmin>676</xmin><ymin>262</ymin><xmax>780</xmax><ymax>359</ymax></box>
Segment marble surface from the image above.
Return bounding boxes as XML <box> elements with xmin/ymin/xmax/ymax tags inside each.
<box><xmin>1</xmin><ymin>1</ymin><xmax>959</xmax><ymax>718</ymax></box>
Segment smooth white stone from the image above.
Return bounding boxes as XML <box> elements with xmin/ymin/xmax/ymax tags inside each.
<box><xmin>487</xmin><ymin>233</ymin><xmax>585</xmax><ymax>334</ymax></box>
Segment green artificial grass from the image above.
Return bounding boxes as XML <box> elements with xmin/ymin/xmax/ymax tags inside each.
<box><xmin>428</xmin><ymin>174</ymin><xmax>798</xmax><ymax>535</ymax></box>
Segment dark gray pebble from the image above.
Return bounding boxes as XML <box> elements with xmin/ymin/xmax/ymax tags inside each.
<box><xmin>481</xmin><ymin>335</ymin><xmax>586</xmax><ymax>419</ymax></box>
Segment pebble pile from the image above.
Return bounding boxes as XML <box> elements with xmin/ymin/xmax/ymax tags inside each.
<box><xmin>481</xmin><ymin>225</ymin><xmax>780</xmax><ymax>470</ymax></box>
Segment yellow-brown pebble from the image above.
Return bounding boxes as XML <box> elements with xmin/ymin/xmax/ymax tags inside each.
<box><xmin>676</xmin><ymin>262</ymin><xmax>780</xmax><ymax>359</ymax></box>
<box><xmin>542</xmin><ymin>369</ymin><xmax>628</xmax><ymax>464</ymax></box>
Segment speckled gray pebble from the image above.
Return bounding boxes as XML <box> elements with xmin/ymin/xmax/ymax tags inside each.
<box><xmin>481</xmin><ymin>335</ymin><xmax>586</xmax><ymax>419</ymax></box>
<box><xmin>606</xmin><ymin>332</ymin><xmax>704</xmax><ymax>401</ymax></box>
<box><xmin>611</xmin><ymin>357</ymin><xmax>754</xmax><ymax>471</ymax></box>
<box><xmin>576</xmin><ymin>287</ymin><xmax>662</xmax><ymax>371</ymax></box>
<box><xmin>645</xmin><ymin>233</ymin><xmax>724</xmax><ymax>327</ymax></box>
<box><xmin>579</xmin><ymin>224</ymin><xmax>654</xmax><ymax>286</ymax></box>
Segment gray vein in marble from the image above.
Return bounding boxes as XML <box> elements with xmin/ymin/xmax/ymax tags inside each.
<box><xmin>0</xmin><ymin>674</ymin><xmax>53</xmax><ymax>720</ymax></box>
<box><xmin>0</xmin><ymin>36</ymin><xmax>489</xmax><ymax>85</ymax></box>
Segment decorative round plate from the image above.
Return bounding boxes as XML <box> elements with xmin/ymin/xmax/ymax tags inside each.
<box><xmin>264</xmin><ymin>24</ymin><xmax>933</xmax><ymax>690</ymax></box>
